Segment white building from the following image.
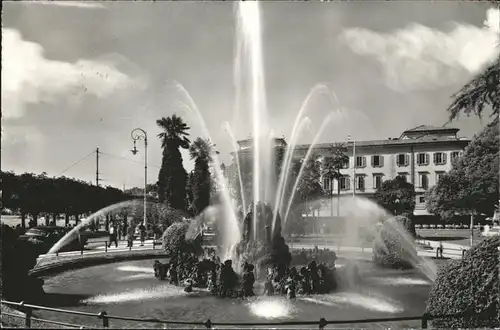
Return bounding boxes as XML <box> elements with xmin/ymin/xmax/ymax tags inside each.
<box><xmin>297</xmin><ymin>125</ymin><xmax>470</xmax><ymax>217</ymax></box>
<box><xmin>229</xmin><ymin>125</ymin><xmax>470</xmax><ymax>218</ymax></box>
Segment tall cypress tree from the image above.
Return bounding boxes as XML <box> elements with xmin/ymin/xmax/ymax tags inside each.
<box><xmin>156</xmin><ymin>115</ymin><xmax>190</xmax><ymax>211</ymax></box>
<box><xmin>189</xmin><ymin>138</ymin><xmax>213</xmax><ymax>215</ymax></box>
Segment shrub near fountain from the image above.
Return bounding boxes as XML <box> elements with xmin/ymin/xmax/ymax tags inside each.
<box><xmin>426</xmin><ymin>236</ymin><xmax>500</xmax><ymax>328</ymax></box>
<box><xmin>372</xmin><ymin>215</ymin><xmax>415</xmax><ymax>269</ymax></box>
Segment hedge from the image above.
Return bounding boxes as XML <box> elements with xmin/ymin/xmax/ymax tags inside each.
<box><xmin>162</xmin><ymin>221</ymin><xmax>203</xmax><ymax>257</ymax></box>
<box><xmin>426</xmin><ymin>236</ymin><xmax>500</xmax><ymax>328</ymax></box>
<box><xmin>372</xmin><ymin>216</ymin><xmax>415</xmax><ymax>269</ymax></box>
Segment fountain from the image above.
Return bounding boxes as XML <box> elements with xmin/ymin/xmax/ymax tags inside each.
<box><xmin>28</xmin><ymin>1</ymin><xmax>441</xmax><ymax>325</ymax></box>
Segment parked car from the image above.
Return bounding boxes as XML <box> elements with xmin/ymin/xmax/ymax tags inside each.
<box><xmin>17</xmin><ymin>226</ymin><xmax>88</xmax><ymax>253</ymax></box>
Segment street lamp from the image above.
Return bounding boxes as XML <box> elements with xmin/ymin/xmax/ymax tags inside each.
<box><xmin>131</xmin><ymin>128</ymin><xmax>148</xmax><ymax>227</ymax></box>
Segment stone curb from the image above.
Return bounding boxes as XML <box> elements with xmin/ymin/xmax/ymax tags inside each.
<box><xmin>29</xmin><ymin>250</ymin><xmax>168</xmax><ymax>277</ymax></box>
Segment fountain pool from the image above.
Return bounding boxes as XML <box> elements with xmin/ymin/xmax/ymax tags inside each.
<box><xmin>37</xmin><ymin>259</ymin><xmax>432</xmax><ymax>329</ymax></box>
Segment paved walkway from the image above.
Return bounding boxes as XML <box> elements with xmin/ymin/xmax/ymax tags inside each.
<box><xmin>37</xmin><ymin>239</ymin><xmax>159</xmax><ymax>260</ymax></box>
<box><xmin>39</xmin><ymin>238</ymin><xmax>468</xmax><ymax>261</ymax></box>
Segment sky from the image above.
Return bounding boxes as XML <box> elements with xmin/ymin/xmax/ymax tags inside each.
<box><xmin>2</xmin><ymin>0</ymin><xmax>499</xmax><ymax>190</ymax></box>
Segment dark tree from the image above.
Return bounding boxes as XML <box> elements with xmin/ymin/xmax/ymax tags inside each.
<box><xmin>295</xmin><ymin>155</ymin><xmax>325</xmax><ymax>217</ymax></box>
<box><xmin>373</xmin><ymin>175</ymin><xmax>416</xmax><ymax>217</ymax></box>
<box><xmin>189</xmin><ymin>138</ymin><xmax>214</xmax><ymax>215</ymax></box>
<box><xmin>322</xmin><ymin>143</ymin><xmax>349</xmax><ymax>216</ymax></box>
<box><xmin>447</xmin><ymin>55</ymin><xmax>499</xmax><ymax>121</ymax></box>
<box><xmin>156</xmin><ymin>115</ymin><xmax>190</xmax><ymax>211</ymax></box>
<box><xmin>426</xmin><ymin>120</ymin><xmax>499</xmax><ymax>218</ymax></box>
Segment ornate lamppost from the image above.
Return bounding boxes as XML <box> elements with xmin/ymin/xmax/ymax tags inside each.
<box><xmin>131</xmin><ymin>128</ymin><xmax>148</xmax><ymax>227</ymax></box>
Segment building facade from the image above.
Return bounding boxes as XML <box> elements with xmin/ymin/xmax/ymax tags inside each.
<box><xmin>230</xmin><ymin>125</ymin><xmax>470</xmax><ymax>218</ymax></box>
<box><xmin>293</xmin><ymin>125</ymin><xmax>470</xmax><ymax>216</ymax></box>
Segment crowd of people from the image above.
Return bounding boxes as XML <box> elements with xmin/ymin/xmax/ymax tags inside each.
<box><xmin>106</xmin><ymin>221</ymin><xmax>164</xmax><ymax>248</ymax></box>
<box><xmin>153</xmin><ymin>249</ymin><xmax>340</xmax><ymax>299</ymax></box>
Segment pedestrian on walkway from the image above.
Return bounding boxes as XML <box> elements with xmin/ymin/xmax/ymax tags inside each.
<box><xmin>117</xmin><ymin>222</ymin><xmax>123</xmax><ymax>241</ymax></box>
<box><xmin>127</xmin><ymin>225</ymin><xmax>134</xmax><ymax>248</ymax></box>
<box><xmin>123</xmin><ymin>221</ymin><xmax>128</xmax><ymax>240</ymax></box>
<box><xmin>108</xmin><ymin>223</ymin><xmax>118</xmax><ymax>248</ymax></box>
<box><xmin>139</xmin><ymin>223</ymin><xmax>146</xmax><ymax>246</ymax></box>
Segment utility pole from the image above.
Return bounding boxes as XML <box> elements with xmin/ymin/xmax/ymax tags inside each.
<box><xmin>348</xmin><ymin>135</ymin><xmax>356</xmax><ymax>199</ymax></box>
<box><xmin>96</xmin><ymin>147</ymin><xmax>100</xmax><ymax>187</ymax></box>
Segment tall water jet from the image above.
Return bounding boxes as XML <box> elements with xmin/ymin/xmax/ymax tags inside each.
<box><xmin>46</xmin><ymin>200</ymin><xmax>140</xmax><ymax>257</ymax></box>
<box><xmin>272</xmin><ymin>84</ymin><xmax>340</xmax><ymax>231</ymax></box>
<box><xmin>170</xmin><ymin>81</ymin><xmax>241</xmax><ymax>261</ymax></box>
<box><xmin>237</xmin><ymin>1</ymin><xmax>272</xmax><ymax>241</ymax></box>
<box><xmin>283</xmin><ymin>112</ymin><xmax>337</xmax><ymax>223</ymax></box>
<box><xmin>223</xmin><ymin>121</ymin><xmax>247</xmax><ymax>216</ymax></box>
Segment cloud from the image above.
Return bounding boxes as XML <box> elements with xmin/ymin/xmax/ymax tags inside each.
<box><xmin>31</xmin><ymin>1</ymin><xmax>106</xmax><ymax>9</ymax></box>
<box><xmin>340</xmin><ymin>8</ymin><xmax>500</xmax><ymax>92</ymax></box>
<box><xmin>1</xmin><ymin>28</ymin><xmax>141</xmax><ymax>119</ymax></box>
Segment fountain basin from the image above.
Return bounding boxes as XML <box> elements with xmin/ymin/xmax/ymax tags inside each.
<box><xmin>35</xmin><ymin>258</ymin><xmax>432</xmax><ymax>329</ymax></box>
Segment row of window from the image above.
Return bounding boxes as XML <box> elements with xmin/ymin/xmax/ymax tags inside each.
<box><xmin>339</xmin><ymin>151</ymin><xmax>462</xmax><ymax>169</ymax></box>
<box><xmin>322</xmin><ymin>171</ymin><xmax>447</xmax><ymax>191</ymax></box>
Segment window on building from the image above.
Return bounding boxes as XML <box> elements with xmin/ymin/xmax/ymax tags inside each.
<box><xmin>418</xmin><ymin>196</ymin><xmax>426</xmax><ymax>204</ymax></box>
<box><xmin>340</xmin><ymin>176</ymin><xmax>350</xmax><ymax>190</ymax></box>
<box><xmin>419</xmin><ymin>173</ymin><xmax>429</xmax><ymax>189</ymax></box>
<box><xmin>342</xmin><ymin>158</ymin><xmax>349</xmax><ymax>169</ymax></box>
<box><xmin>322</xmin><ymin>176</ymin><xmax>332</xmax><ymax>192</ymax></box>
<box><xmin>355</xmin><ymin>156</ymin><xmax>366</xmax><ymax>168</ymax></box>
<box><xmin>372</xmin><ymin>155</ymin><xmax>384</xmax><ymax>167</ymax></box>
<box><xmin>356</xmin><ymin>176</ymin><xmax>365</xmax><ymax>190</ymax></box>
<box><xmin>451</xmin><ymin>151</ymin><xmax>461</xmax><ymax>163</ymax></box>
<box><xmin>417</xmin><ymin>153</ymin><xmax>429</xmax><ymax>166</ymax></box>
<box><xmin>373</xmin><ymin>174</ymin><xmax>383</xmax><ymax>189</ymax></box>
<box><xmin>397</xmin><ymin>154</ymin><xmax>409</xmax><ymax>166</ymax></box>
<box><xmin>433</xmin><ymin>152</ymin><xmax>447</xmax><ymax>165</ymax></box>
<box><xmin>436</xmin><ymin>171</ymin><xmax>445</xmax><ymax>183</ymax></box>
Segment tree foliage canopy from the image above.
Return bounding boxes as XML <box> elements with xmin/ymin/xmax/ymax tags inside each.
<box><xmin>322</xmin><ymin>143</ymin><xmax>349</xmax><ymax>196</ymax></box>
<box><xmin>1</xmin><ymin>171</ymin><xmax>130</xmax><ymax>226</ymax></box>
<box><xmin>426</xmin><ymin>120</ymin><xmax>499</xmax><ymax>218</ymax></box>
<box><xmin>373</xmin><ymin>176</ymin><xmax>416</xmax><ymax>216</ymax></box>
<box><xmin>447</xmin><ymin>55</ymin><xmax>500</xmax><ymax>121</ymax></box>
<box><xmin>156</xmin><ymin>114</ymin><xmax>190</xmax><ymax>210</ymax></box>
<box><xmin>188</xmin><ymin>138</ymin><xmax>214</xmax><ymax>215</ymax></box>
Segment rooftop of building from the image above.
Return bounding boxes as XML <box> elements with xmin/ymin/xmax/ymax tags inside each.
<box><xmin>294</xmin><ymin>134</ymin><xmax>470</xmax><ymax>150</ymax></box>
<box><xmin>402</xmin><ymin>124</ymin><xmax>459</xmax><ymax>133</ymax></box>
<box><xmin>232</xmin><ymin>124</ymin><xmax>470</xmax><ymax>153</ymax></box>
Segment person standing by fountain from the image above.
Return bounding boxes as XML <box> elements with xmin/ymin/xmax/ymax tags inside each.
<box><xmin>108</xmin><ymin>222</ymin><xmax>118</xmax><ymax>248</ymax></box>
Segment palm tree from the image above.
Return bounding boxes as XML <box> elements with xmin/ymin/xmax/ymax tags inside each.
<box><xmin>447</xmin><ymin>55</ymin><xmax>500</xmax><ymax>121</ymax></box>
<box><xmin>322</xmin><ymin>143</ymin><xmax>349</xmax><ymax>217</ymax></box>
<box><xmin>156</xmin><ymin>114</ymin><xmax>191</xmax><ymax>210</ymax></box>
<box><xmin>189</xmin><ymin>138</ymin><xmax>214</xmax><ymax>163</ymax></box>
<box><xmin>189</xmin><ymin>138</ymin><xmax>215</xmax><ymax>215</ymax></box>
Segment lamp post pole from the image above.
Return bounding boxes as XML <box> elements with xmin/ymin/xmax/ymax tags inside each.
<box><xmin>131</xmin><ymin>128</ymin><xmax>148</xmax><ymax>227</ymax></box>
<box><xmin>348</xmin><ymin>135</ymin><xmax>356</xmax><ymax>199</ymax></box>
